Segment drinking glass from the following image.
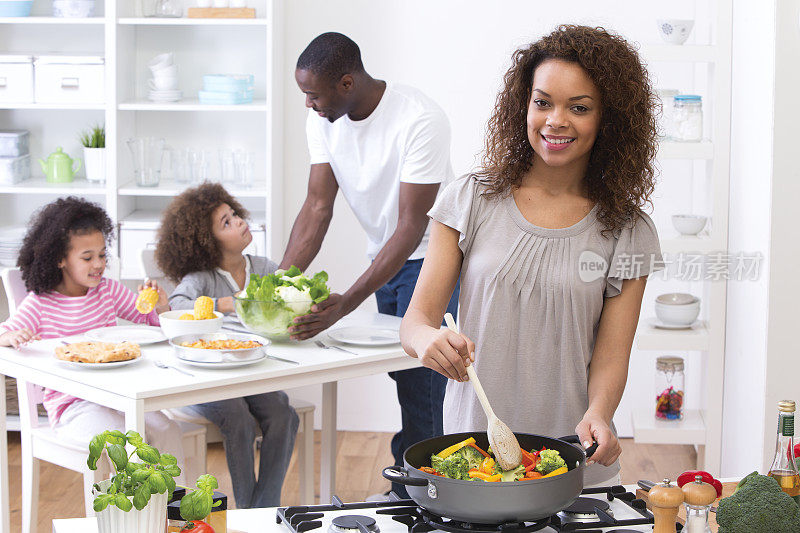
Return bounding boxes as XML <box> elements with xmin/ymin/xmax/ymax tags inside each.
<box><xmin>154</xmin><ymin>0</ymin><xmax>182</xmax><ymax>17</ymax></box>
<box><xmin>219</xmin><ymin>149</ymin><xmax>236</xmax><ymax>184</ymax></box>
<box><xmin>234</xmin><ymin>150</ymin><xmax>254</xmax><ymax>188</ymax></box>
<box><xmin>189</xmin><ymin>149</ymin><xmax>211</xmax><ymax>184</ymax></box>
<box><xmin>127</xmin><ymin>137</ymin><xmax>165</xmax><ymax>187</ymax></box>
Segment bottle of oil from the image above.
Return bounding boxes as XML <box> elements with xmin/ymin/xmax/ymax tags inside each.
<box><xmin>768</xmin><ymin>400</ymin><xmax>800</xmax><ymax>504</ymax></box>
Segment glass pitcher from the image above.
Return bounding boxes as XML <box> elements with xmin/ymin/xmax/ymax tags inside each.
<box><xmin>127</xmin><ymin>138</ymin><xmax>165</xmax><ymax>187</ymax></box>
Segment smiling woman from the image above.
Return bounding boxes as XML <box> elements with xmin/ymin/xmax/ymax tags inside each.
<box><xmin>400</xmin><ymin>25</ymin><xmax>662</xmax><ymax>488</ymax></box>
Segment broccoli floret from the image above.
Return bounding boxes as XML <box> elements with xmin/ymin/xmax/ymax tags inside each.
<box><xmin>716</xmin><ymin>471</ymin><xmax>800</xmax><ymax>533</ymax></box>
<box><xmin>430</xmin><ymin>454</ymin><xmax>470</xmax><ymax>480</ymax></box>
<box><xmin>499</xmin><ymin>465</ymin><xmax>526</xmax><ymax>482</ymax></box>
<box><xmin>535</xmin><ymin>449</ymin><xmax>567</xmax><ymax>475</ymax></box>
<box><xmin>451</xmin><ymin>445</ymin><xmax>485</xmax><ymax>470</ymax></box>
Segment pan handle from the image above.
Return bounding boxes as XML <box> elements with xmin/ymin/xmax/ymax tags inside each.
<box><xmin>382</xmin><ymin>466</ymin><xmax>429</xmax><ymax>487</ymax></box>
<box><xmin>559</xmin><ymin>434</ymin><xmax>599</xmax><ymax>459</ymax></box>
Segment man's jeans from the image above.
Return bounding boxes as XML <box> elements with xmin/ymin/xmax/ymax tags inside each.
<box><xmin>375</xmin><ymin>258</ymin><xmax>460</xmax><ymax>498</ymax></box>
<box><xmin>190</xmin><ymin>391</ymin><xmax>299</xmax><ymax>508</ymax></box>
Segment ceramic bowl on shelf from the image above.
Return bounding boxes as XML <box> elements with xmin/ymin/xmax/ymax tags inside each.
<box><xmin>672</xmin><ymin>214</ymin><xmax>707</xmax><ymax>236</ymax></box>
<box><xmin>159</xmin><ymin>309</ymin><xmax>223</xmax><ymax>339</ymax></box>
<box><xmin>657</xmin><ymin>19</ymin><xmax>694</xmax><ymax>45</ymax></box>
<box><xmin>0</xmin><ymin>0</ymin><xmax>34</xmax><ymax>16</ymax></box>
<box><xmin>53</xmin><ymin>0</ymin><xmax>96</xmax><ymax>17</ymax></box>
<box><xmin>655</xmin><ymin>292</ymin><xmax>700</xmax><ymax>326</ymax></box>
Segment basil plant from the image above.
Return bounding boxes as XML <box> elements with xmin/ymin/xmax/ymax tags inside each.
<box><xmin>87</xmin><ymin>430</ymin><xmax>181</xmax><ymax>512</ymax></box>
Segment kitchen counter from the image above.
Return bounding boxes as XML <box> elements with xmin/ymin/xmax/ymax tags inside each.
<box><xmin>53</xmin><ymin>479</ymin><xmax>744</xmax><ymax>533</ymax></box>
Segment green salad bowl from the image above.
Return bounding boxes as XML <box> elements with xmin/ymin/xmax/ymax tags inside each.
<box><xmin>233</xmin><ymin>291</ymin><xmax>311</xmax><ymax>341</ymax></box>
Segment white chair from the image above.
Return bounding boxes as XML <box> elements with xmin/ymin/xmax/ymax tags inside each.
<box><xmin>1</xmin><ymin>267</ymin><xmax>207</xmax><ymax>531</ymax></box>
<box><xmin>138</xmin><ymin>249</ymin><xmax>318</xmax><ymax>504</ymax></box>
<box><xmin>16</xmin><ymin>379</ymin><xmax>206</xmax><ymax>532</ymax></box>
<box><xmin>138</xmin><ymin>247</ymin><xmax>176</xmax><ymax>295</ymax></box>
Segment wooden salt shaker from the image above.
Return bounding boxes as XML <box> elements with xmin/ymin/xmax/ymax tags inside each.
<box><xmin>682</xmin><ymin>475</ymin><xmax>718</xmax><ymax>533</ymax></box>
<box><xmin>648</xmin><ymin>478</ymin><xmax>684</xmax><ymax>533</ymax></box>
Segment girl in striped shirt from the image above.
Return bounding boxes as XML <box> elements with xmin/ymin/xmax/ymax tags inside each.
<box><xmin>0</xmin><ymin>197</ymin><xmax>186</xmax><ymax>471</ymax></box>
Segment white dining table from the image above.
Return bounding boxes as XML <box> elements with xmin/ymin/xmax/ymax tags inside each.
<box><xmin>0</xmin><ymin>310</ymin><xmax>420</xmax><ymax>533</ymax></box>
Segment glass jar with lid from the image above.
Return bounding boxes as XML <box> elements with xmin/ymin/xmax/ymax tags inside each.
<box><xmin>656</xmin><ymin>88</ymin><xmax>679</xmax><ymax>140</ymax></box>
<box><xmin>673</xmin><ymin>95</ymin><xmax>703</xmax><ymax>142</ymax></box>
<box><xmin>655</xmin><ymin>356</ymin><xmax>685</xmax><ymax>420</ymax></box>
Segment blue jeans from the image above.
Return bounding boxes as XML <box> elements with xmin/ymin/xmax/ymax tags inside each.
<box><xmin>190</xmin><ymin>392</ymin><xmax>299</xmax><ymax>508</ymax></box>
<box><xmin>375</xmin><ymin>258</ymin><xmax>460</xmax><ymax>498</ymax></box>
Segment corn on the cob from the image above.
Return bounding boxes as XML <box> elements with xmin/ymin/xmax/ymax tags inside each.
<box><xmin>135</xmin><ymin>287</ymin><xmax>159</xmax><ymax>314</ymax></box>
<box><xmin>194</xmin><ymin>296</ymin><xmax>214</xmax><ymax>320</ymax></box>
<box><xmin>179</xmin><ymin>313</ymin><xmax>195</xmax><ymax>321</ymax></box>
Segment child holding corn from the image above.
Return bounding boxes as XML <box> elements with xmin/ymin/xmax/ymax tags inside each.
<box><xmin>156</xmin><ymin>183</ymin><xmax>299</xmax><ymax>508</ymax></box>
<box><xmin>0</xmin><ymin>197</ymin><xmax>186</xmax><ymax>473</ymax></box>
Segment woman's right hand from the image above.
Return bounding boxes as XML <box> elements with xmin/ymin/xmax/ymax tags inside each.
<box><xmin>0</xmin><ymin>328</ymin><xmax>41</xmax><ymax>349</ymax></box>
<box><xmin>413</xmin><ymin>327</ymin><xmax>475</xmax><ymax>382</ymax></box>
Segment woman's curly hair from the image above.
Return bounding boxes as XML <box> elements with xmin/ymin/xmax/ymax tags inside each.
<box><xmin>478</xmin><ymin>24</ymin><xmax>658</xmax><ymax>235</ymax></box>
<box><xmin>156</xmin><ymin>182</ymin><xmax>250</xmax><ymax>282</ymax></box>
<box><xmin>17</xmin><ymin>197</ymin><xmax>114</xmax><ymax>294</ymax></box>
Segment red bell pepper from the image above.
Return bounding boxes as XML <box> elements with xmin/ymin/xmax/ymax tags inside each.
<box><xmin>677</xmin><ymin>470</ymin><xmax>723</xmax><ymax>498</ymax></box>
<box><xmin>520</xmin><ymin>449</ymin><xmax>535</xmax><ymax>468</ymax></box>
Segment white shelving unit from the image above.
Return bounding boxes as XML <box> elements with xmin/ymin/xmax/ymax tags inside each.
<box><xmin>0</xmin><ymin>0</ymin><xmax>284</xmax><ymax>280</ymax></box>
<box><xmin>631</xmin><ymin>1</ymin><xmax>731</xmax><ymax>474</ymax></box>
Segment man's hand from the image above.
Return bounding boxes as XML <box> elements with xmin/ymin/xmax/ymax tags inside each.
<box><xmin>288</xmin><ymin>294</ymin><xmax>348</xmax><ymax>340</ymax></box>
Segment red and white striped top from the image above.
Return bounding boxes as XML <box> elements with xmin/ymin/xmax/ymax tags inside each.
<box><xmin>0</xmin><ymin>277</ymin><xmax>160</xmax><ymax>426</ymax></box>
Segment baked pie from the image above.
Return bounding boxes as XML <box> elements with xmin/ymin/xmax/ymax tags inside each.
<box><xmin>55</xmin><ymin>341</ymin><xmax>141</xmax><ymax>364</ymax></box>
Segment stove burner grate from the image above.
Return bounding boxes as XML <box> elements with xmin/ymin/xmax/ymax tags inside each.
<box><xmin>276</xmin><ymin>485</ymin><xmax>682</xmax><ymax>533</ymax></box>
<box><xmin>330</xmin><ymin>515</ymin><xmax>380</xmax><ymax>533</ymax></box>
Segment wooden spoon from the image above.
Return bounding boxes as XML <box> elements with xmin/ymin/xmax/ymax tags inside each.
<box><xmin>444</xmin><ymin>313</ymin><xmax>522</xmax><ymax>470</ymax></box>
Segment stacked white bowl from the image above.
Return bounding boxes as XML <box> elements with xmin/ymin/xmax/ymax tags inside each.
<box><xmin>0</xmin><ymin>227</ymin><xmax>25</xmax><ymax>267</ymax></box>
<box><xmin>147</xmin><ymin>53</ymin><xmax>182</xmax><ymax>103</ymax></box>
<box><xmin>655</xmin><ymin>293</ymin><xmax>700</xmax><ymax>326</ymax></box>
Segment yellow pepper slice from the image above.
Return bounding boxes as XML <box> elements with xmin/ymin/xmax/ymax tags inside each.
<box><xmin>542</xmin><ymin>466</ymin><xmax>568</xmax><ymax>478</ymax></box>
<box><xmin>437</xmin><ymin>437</ymin><xmax>476</xmax><ymax>458</ymax></box>
<box><xmin>468</xmin><ymin>470</ymin><xmax>502</xmax><ymax>482</ymax></box>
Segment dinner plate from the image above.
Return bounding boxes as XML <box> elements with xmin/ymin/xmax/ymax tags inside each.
<box><xmin>84</xmin><ymin>325</ymin><xmax>167</xmax><ymax>345</ymax></box>
<box><xmin>327</xmin><ymin>326</ymin><xmax>400</xmax><ymax>346</ymax></box>
<box><xmin>175</xmin><ymin>353</ymin><xmax>266</xmax><ymax>369</ymax></box>
<box><xmin>57</xmin><ymin>355</ymin><xmax>144</xmax><ymax>370</ymax></box>
<box><xmin>648</xmin><ymin>317</ymin><xmax>701</xmax><ymax>330</ymax></box>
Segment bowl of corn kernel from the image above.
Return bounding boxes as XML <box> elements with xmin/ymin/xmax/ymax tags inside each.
<box><xmin>159</xmin><ymin>296</ymin><xmax>224</xmax><ymax>339</ymax></box>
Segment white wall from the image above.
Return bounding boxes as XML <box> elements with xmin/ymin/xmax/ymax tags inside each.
<box><xmin>721</xmin><ymin>0</ymin><xmax>774</xmax><ymax>477</ymax></box>
<box><xmin>277</xmin><ymin>0</ymin><xmax>711</xmax><ymax>431</ymax></box>
<box><xmin>761</xmin><ymin>0</ymin><xmax>800</xmax><ymax>472</ymax></box>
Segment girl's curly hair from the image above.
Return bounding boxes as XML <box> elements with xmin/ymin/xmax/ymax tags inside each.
<box><xmin>479</xmin><ymin>24</ymin><xmax>658</xmax><ymax>235</ymax></box>
<box><xmin>156</xmin><ymin>182</ymin><xmax>250</xmax><ymax>282</ymax></box>
<box><xmin>17</xmin><ymin>197</ymin><xmax>114</xmax><ymax>294</ymax></box>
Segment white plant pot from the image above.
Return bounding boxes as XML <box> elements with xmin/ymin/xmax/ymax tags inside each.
<box><xmin>83</xmin><ymin>147</ymin><xmax>105</xmax><ymax>183</ymax></box>
<box><xmin>94</xmin><ymin>480</ymin><xmax>168</xmax><ymax>533</ymax></box>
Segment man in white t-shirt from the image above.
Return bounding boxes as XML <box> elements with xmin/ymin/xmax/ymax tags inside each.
<box><xmin>280</xmin><ymin>32</ymin><xmax>459</xmax><ymax>499</ymax></box>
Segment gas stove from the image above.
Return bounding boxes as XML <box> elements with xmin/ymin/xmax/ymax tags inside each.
<box><xmin>275</xmin><ymin>486</ymin><xmax>684</xmax><ymax>533</ymax></box>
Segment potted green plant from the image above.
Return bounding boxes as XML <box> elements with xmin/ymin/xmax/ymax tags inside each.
<box><xmin>87</xmin><ymin>430</ymin><xmax>181</xmax><ymax>533</ymax></box>
<box><xmin>176</xmin><ymin>474</ymin><xmax>221</xmax><ymax>532</ymax></box>
<box><xmin>79</xmin><ymin>124</ymin><xmax>105</xmax><ymax>183</ymax></box>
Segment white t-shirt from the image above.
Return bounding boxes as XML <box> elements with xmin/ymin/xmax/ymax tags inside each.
<box><xmin>305</xmin><ymin>82</ymin><xmax>454</xmax><ymax>260</ymax></box>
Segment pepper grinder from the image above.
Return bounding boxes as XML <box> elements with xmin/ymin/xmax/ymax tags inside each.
<box><xmin>648</xmin><ymin>478</ymin><xmax>684</xmax><ymax>533</ymax></box>
<box><xmin>682</xmin><ymin>475</ymin><xmax>717</xmax><ymax>533</ymax></box>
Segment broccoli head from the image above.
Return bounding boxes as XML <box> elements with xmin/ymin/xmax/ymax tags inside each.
<box><xmin>535</xmin><ymin>449</ymin><xmax>567</xmax><ymax>475</ymax></box>
<box><xmin>716</xmin><ymin>471</ymin><xmax>800</xmax><ymax>533</ymax></box>
<box><xmin>499</xmin><ymin>465</ymin><xmax>526</xmax><ymax>482</ymax></box>
<box><xmin>430</xmin><ymin>453</ymin><xmax>470</xmax><ymax>480</ymax></box>
<box><xmin>450</xmin><ymin>445</ymin><xmax>485</xmax><ymax>470</ymax></box>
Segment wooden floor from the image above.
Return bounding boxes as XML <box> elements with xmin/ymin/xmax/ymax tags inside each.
<box><xmin>6</xmin><ymin>431</ymin><xmax>696</xmax><ymax>533</ymax></box>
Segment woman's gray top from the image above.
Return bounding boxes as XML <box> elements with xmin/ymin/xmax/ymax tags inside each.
<box><xmin>169</xmin><ymin>255</ymin><xmax>279</xmax><ymax>310</ymax></box>
<box><xmin>428</xmin><ymin>175</ymin><xmax>662</xmax><ymax>485</ymax></box>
